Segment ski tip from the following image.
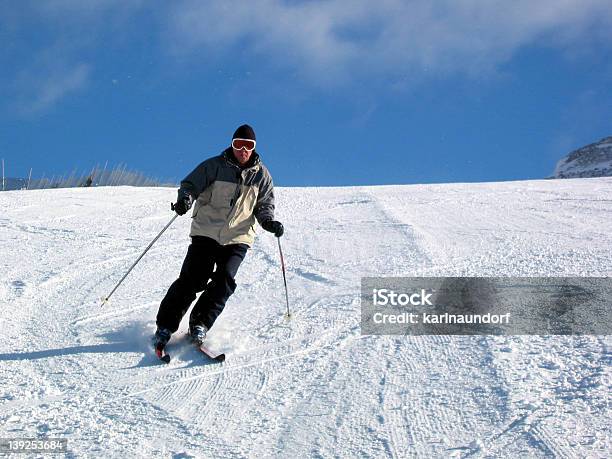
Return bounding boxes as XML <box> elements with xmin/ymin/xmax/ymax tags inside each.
<box><xmin>215</xmin><ymin>353</ymin><xmax>226</xmax><ymax>363</ymax></box>
<box><xmin>155</xmin><ymin>345</ymin><xmax>171</xmax><ymax>364</ymax></box>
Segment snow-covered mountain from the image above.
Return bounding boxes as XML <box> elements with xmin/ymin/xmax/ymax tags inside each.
<box><xmin>553</xmin><ymin>136</ymin><xmax>612</xmax><ymax>178</ymax></box>
<box><xmin>1</xmin><ymin>180</ymin><xmax>611</xmax><ymax>457</ymax></box>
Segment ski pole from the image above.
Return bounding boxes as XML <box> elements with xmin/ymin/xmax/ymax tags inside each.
<box><xmin>100</xmin><ymin>208</ymin><xmax>179</xmax><ymax>307</ymax></box>
<box><xmin>276</xmin><ymin>236</ymin><xmax>291</xmax><ymax>319</ymax></box>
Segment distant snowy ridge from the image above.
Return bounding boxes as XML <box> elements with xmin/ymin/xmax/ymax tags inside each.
<box><xmin>553</xmin><ymin>136</ymin><xmax>612</xmax><ymax>178</ymax></box>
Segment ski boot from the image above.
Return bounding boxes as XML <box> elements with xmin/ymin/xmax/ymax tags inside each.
<box><xmin>189</xmin><ymin>325</ymin><xmax>208</xmax><ymax>346</ymax></box>
<box><xmin>153</xmin><ymin>327</ymin><xmax>171</xmax><ymax>347</ymax></box>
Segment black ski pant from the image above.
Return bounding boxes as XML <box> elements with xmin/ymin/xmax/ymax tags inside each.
<box><xmin>156</xmin><ymin>236</ymin><xmax>248</xmax><ymax>333</ymax></box>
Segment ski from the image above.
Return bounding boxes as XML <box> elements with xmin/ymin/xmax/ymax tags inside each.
<box><xmin>155</xmin><ymin>332</ymin><xmax>223</xmax><ymax>363</ymax></box>
<box><xmin>184</xmin><ymin>332</ymin><xmax>225</xmax><ymax>363</ymax></box>
<box><xmin>155</xmin><ymin>343</ymin><xmax>171</xmax><ymax>364</ymax></box>
<box><xmin>196</xmin><ymin>344</ymin><xmax>226</xmax><ymax>363</ymax></box>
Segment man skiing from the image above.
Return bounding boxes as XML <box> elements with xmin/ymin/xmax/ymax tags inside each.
<box><xmin>153</xmin><ymin>124</ymin><xmax>284</xmax><ymax>352</ymax></box>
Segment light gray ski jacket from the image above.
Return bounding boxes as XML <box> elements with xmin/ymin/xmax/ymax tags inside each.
<box><xmin>178</xmin><ymin>148</ymin><xmax>275</xmax><ymax>247</ymax></box>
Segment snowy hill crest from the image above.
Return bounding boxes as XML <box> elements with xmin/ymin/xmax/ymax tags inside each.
<box><xmin>553</xmin><ymin>136</ymin><xmax>612</xmax><ymax>178</ymax></box>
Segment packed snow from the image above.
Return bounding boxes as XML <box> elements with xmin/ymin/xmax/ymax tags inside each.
<box><xmin>1</xmin><ymin>178</ymin><xmax>611</xmax><ymax>458</ymax></box>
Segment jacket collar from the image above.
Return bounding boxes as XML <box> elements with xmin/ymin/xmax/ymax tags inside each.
<box><xmin>222</xmin><ymin>147</ymin><xmax>261</xmax><ymax>171</ymax></box>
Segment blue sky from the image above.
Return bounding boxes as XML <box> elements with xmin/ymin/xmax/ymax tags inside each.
<box><xmin>1</xmin><ymin>0</ymin><xmax>611</xmax><ymax>186</ymax></box>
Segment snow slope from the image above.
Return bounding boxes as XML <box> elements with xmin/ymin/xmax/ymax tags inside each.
<box><xmin>0</xmin><ymin>178</ymin><xmax>611</xmax><ymax>458</ymax></box>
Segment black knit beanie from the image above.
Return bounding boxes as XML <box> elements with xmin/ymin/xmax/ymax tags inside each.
<box><xmin>232</xmin><ymin>124</ymin><xmax>256</xmax><ymax>141</ymax></box>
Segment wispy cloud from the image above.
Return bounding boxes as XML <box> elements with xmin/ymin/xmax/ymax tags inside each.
<box><xmin>164</xmin><ymin>0</ymin><xmax>612</xmax><ymax>84</ymax></box>
<box><xmin>15</xmin><ymin>62</ymin><xmax>91</xmax><ymax>115</ymax></box>
<box><xmin>2</xmin><ymin>0</ymin><xmax>612</xmax><ymax>112</ymax></box>
<box><xmin>1</xmin><ymin>0</ymin><xmax>142</xmax><ymax>115</ymax></box>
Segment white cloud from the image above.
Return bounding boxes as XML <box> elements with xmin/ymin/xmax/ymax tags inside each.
<box><xmin>16</xmin><ymin>62</ymin><xmax>91</xmax><ymax>115</ymax></box>
<box><xmin>164</xmin><ymin>0</ymin><xmax>612</xmax><ymax>83</ymax></box>
<box><xmin>3</xmin><ymin>0</ymin><xmax>612</xmax><ymax>112</ymax></box>
<box><xmin>2</xmin><ymin>0</ymin><xmax>142</xmax><ymax>115</ymax></box>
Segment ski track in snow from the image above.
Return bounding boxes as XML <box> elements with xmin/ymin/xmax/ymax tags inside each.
<box><xmin>0</xmin><ymin>180</ymin><xmax>611</xmax><ymax>458</ymax></box>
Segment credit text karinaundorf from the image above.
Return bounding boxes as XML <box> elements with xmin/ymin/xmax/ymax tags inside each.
<box><xmin>371</xmin><ymin>289</ymin><xmax>511</xmax><ymax>325</ymax></box>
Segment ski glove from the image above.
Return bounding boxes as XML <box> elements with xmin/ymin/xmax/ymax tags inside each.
<box><xmin>173</xmin><ymin>189</ymin><xmax>194</xmax><ymax>216</ymax></box>
<box><xmin>261</xmin><ymin>220</ymin><xmax>284</xmax><ymax>237</ymax></box>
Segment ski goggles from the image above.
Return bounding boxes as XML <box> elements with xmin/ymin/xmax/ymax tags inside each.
<box><xmin>231</xmin><ymin>138</ymin><xmax>256</xmax><ymax>151</ymax></box>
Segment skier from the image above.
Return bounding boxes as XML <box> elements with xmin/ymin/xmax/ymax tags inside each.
<box><xmin>153</xmin><ymin>124</ymin><xmax>284</xmax><ymax>352</ymax></box>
